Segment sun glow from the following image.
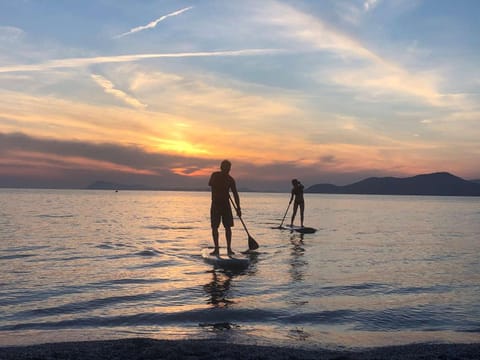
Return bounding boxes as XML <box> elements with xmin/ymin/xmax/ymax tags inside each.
<box><xmin>153</xmin><ymin>138</ymin><xmax>211</xmax><ymax>156</ymax></box>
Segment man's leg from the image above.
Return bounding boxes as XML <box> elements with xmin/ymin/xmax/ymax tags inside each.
<box><xmin>211</xmin><ymin>227</ymin><xmax>220</xmax><ymax>256</ymax></box>
<box><xmin>223</xmin><ymin>204</ymin><xmax>235</xmax><ymax>255</ymax></box>
<box><xmin>210</xmin><ymin>205</ymin><xmax>220</xmax><ymax>256</ymax></box>
<box><xmin>225</xmin><ymin>226</ymin><xmax>234</xmax><ymax>255</ymax></box>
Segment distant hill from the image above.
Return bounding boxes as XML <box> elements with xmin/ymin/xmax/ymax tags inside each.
<box><xmin>306</xmin><ymin>172</ymin><xmax>480</xmax><ymax>196</ymax></box>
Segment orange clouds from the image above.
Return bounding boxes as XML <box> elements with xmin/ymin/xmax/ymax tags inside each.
<box><xmin>171</xmin><ymin>166</ymin><xmax>217</xmax><ymax>177</ymax></box>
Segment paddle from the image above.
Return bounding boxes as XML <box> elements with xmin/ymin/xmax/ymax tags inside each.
<box><xmin>273</xmin><ymin>201</ymin><xmax>291</xmax><ymax>229</ymax></box>
<box><xmin>229</xmin><ymin>195</ymin><xmax>259</xmax><ymax>250</ymax></box>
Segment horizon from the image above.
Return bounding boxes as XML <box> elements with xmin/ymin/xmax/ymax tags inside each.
<box><xmin>1</xmin><ymin>1</ymin><xmax>480</xmax><ymax>192</ymax></box>
<box><xmin>1</xmin><ymin>170</ymin><xmax>479</xmax><ymax>193</ymax></box>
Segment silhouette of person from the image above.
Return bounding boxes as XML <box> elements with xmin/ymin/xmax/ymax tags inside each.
<box><xmin>208</xmin><ymin>160</ymin><xmax>241</xmax><ymax>256</ymax></box>
<box><xmin>289</xmin><ymin>178</ymin><xmax>305</xmax><ymax>227</ymax></box>
<box><xmin>203</xmin><ymin>270</ymin><xmax>234</xmax><ymax>308</ymax></box>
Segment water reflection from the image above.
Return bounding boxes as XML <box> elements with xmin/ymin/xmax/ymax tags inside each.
<box><xmin>289</xmin><ymin>233</ymin><xmax>307</xmax><ymax>282</ymax></box>
<box><xmin>203</xmin><ymin>270</ymin><xmax>235</xmax><ymax>307</ymax></box>
<box><xmin>287</xmin><ymin>234</ymin><xmax>311</xmax><ymax>342</ymax></box>
<box><xmin>202</xmin><ymin>251</ymin><xmax>258</xmax><ymax>308</ymax></box>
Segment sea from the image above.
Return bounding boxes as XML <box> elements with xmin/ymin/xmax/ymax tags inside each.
<box><xmin>0</xmin><ymin>189</ymin><xmax>479</xmax><ymax>349</ymax></box>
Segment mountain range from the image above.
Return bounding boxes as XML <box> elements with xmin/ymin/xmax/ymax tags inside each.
<box><xmin>305</xmin><ymin>172</ymin><xmax>480</xmax><ymax>196</ymax></box>
<box><xmin>87</xmin><ymin>172</ymin><xmax>480</xmax><ymax>196</ymax></box>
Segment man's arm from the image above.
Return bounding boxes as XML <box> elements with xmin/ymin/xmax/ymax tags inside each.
<box><xmin>230</xmin><ymin>179</ymin><xmax>241</xmax><ymax>217</ymax></box>
<box><xmin>208</xmin><ymin>172</ymin><xmax>215</xmax><ymax>187</ymax></box>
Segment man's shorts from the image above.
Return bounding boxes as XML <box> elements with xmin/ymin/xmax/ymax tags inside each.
<box><xmin>210</xmin><ymin>202</ymin><xmax>234</xmax><ymax>228</ymax></box>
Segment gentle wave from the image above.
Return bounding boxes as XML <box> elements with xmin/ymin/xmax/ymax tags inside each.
<box><xmin>3</xmin><ymin>307</ymin><xmax>479</xmax><ymax>332</ymax></box>
<box><xmin>0</xmin><ymin>254</ymin><xmax>36</xmax><ymax>260</ymax></box>
<box><xmin>35</xmin><ymin>214</ymin><xmax>75</xmax><ymax>218</ymax></box>
<box><xmin>2</xmin><ymin>245</ymin><xmax>51</xmax><ymax>252</ymax></box>
<box><xmin>316</xmin><ymin>283</ymin><xmax>457</xmax><ymax>296</ymax></box>
<box><xmin>144</xmin><ymin>225</ymin><xmax>196</xmax><ymax>230</ymax></box>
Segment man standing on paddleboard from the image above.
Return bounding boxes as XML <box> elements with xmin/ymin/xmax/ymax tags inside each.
<box><xmin>208</xmin><ymin>160</ymin><xmax>241</xmax><ymax>256</ymax></box>
<box><xmin>289</xmin><ymin>179</ymin><xmax>305</xmax><ymax>228</ymax></box>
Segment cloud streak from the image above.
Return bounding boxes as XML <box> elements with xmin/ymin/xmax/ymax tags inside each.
<box><xmin>260</xmin><ymin>1</ymin><xmax>449</xmax><ymax>106</ymax></box>
<box><xmin>115</xmin><ymin>6</ymin><xmax>193</xmax><ymax>39</ymax></box>
<box><xmin>91</xmin><ymin>74</ymin><xmax>146</xmax><ymax>109</ymax></box>
<box><xmin>364</xmin><ymin>0</ymin><xmax>380</xmax><ymax>12</ymax></box>
<box><xmin>0</xmin><ymin>132</ymin><xmax>206</xmax><ymax>175</ymax></box>
<box><xmin>0</xmin><ymin>49</ymin><xmax>283</xmax><ymax>73</ymax></box>
<box><xmin>0</xmin><ymin>26</ymin><xmax>25</xmax><ymax>42</ymax></box>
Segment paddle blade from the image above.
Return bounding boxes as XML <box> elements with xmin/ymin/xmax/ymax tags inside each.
<box><xmin>248</xmin><ymin>235</ymin><xmax>259</xmax><ymax>250</ymax></box>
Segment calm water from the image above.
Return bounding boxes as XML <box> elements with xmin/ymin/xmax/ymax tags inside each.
<box><xmin>0</xmin><ymin>189</ymin><xmax>479</xmax><ymax>348</ymax></box>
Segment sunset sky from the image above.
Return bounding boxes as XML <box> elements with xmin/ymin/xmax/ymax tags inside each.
<box><xmin>1</xmin><ymin>0</ymin><xmax>479</xmax><ymax>191</ymax></box>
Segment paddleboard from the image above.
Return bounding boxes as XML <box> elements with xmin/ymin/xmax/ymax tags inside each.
<box><xmin>201</xmin><ymin>248</ymin><xmax>250</xmax><ymax>269</ymax></box>
<box><xmin>283</xmin><ymin>225</ymin><xmax>317</xmax><ymax>234</ymax></box>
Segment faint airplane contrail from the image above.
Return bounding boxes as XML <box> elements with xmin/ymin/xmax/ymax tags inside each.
<box><xmin>115</xmin><ymin>6</ymin><xmax>193</xmax><ymax>39</ymax></box>
<box><xmin>0</xmin><ymin>49</ymin><xmax>284</xmax><ymax>73</ymax></box>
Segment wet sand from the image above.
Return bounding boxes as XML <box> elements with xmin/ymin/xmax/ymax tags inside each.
<box><xmin>1</xmin><ymin>338</ymin><xmax>479</xmax><ymax>360</ymax></box>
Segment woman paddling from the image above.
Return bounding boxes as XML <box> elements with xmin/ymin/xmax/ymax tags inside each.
<box><xmin>289</xmin><ymin>179</ymin><xmax>305</xmax><ymax>228</ymax></box>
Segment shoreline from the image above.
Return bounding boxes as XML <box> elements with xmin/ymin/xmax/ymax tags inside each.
<box><xmin>1</xmin><ymin>338</ymin><xmax>479</xmax><ymax>360</ymax></box>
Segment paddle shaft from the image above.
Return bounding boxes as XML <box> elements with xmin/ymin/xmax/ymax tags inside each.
<box><xmin>279</xmin><ymin>201</ymin><xmax>292</xmax><ymax>228</ymax></box>
<box><xmin>229</xmin><ymin>195</ymin><xmax>259</xmax><ymax>250</ymax></box>
<box><xmin>228</xmin><ymin>196</ymin><xmax>249</xmax><ymax>235</ymax></box>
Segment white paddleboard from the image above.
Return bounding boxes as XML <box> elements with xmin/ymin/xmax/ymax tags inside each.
<box><xmin>201</xmin><ymin>248</ymin><xmax>250</xmax><ymax>269</ymax></box>
<box><xmin>283</xmin><ymin>225</ymin><xmax>317</xmax><ymax>234</ymax></box>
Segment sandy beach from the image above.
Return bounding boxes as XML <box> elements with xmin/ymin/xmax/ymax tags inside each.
<box><xmin>1</xmin><ymin>338</ymin><xmax>479</xmax><ymax>360</ymax></box>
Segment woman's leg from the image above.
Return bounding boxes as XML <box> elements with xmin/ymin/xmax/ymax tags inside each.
<box><xmin>291</xmin><ymin>202</ymin><xmax>298</xmax><ymax>226</ymax></box>
<box><xmin>299</xmin><ymin>202</ymin><xmax>305</xmax><ymax>227</ymax></box>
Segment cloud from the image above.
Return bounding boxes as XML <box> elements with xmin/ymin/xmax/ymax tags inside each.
<box><xmin>0</xmin><ymin>26</ymin><xmax>25</xmax><ymax>42</ymax></box>
<box><xmin>0</xmin><ymin>77</ymin><xmax>302</xmax><ymax>163</ymax></box>
<box><xmin>261</xmin><ymin>2</ymin><xmax>376</xmax><ymax>60</ymax></box>
<box><xmin>114</xmin><ymin>6</ymin><xmax>193</xmax><ymax>39</ymax></box>
<box><xmin>2</xmin><ymin>83</ymin><xmax>467</xmax><ymax>185</ymax></box>
<box><xmin>1</xmin><ymin>130</ymin><xmax>477</xmax><ymax>190</ymax></box>
<box><xmin>0</xmin><ymin>49</ymin><xmax>283</xmax><ymax>73</ymax></box>
<box><xmin>91</xmin><ymin>73</ymin><xmax>146</xmax><ymax>109</ymax></box>
<box><xmin>364</xmin><ymin>0</ymin><xmax>380</xmax><ymax>12</ymax></box>
<box><xmin>258</xmin><ymin>1</ymin><xmax>451</xmax><ymax>106</ymax></box>
<box><xmin>0</xmin><ymin>132</ymin><xmax>214</xmax><ymax>186</ymax></box>
<box><xmin>132</xmin><ymin>70</ymin><xmax>301</xmax><ymax>123</ymax></box>
<box><xmin>0</xmin><ymin>131</ymin><xmax>341</xmax><ymax>190</ymax></box>
<box><xmin>327</xmin><ymin>65</ymin><xmax>445</xmax><ymax>106</ymax></box>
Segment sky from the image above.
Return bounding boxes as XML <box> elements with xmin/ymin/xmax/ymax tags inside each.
<box><xmin>1</xmin><ymin>0</ymin><xmax>479</xmax><ymax>191</ymax></box>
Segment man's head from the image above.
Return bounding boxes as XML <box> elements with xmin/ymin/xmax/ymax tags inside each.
<box><xmin>292</xmin><ymin>178</ymin><xmax>299</xmax><ymax>186</ymax></box>
<box><xmin>220</xmin><ymin>160</ymin><xmax>231</xmax><ymax>173</ymax></box>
